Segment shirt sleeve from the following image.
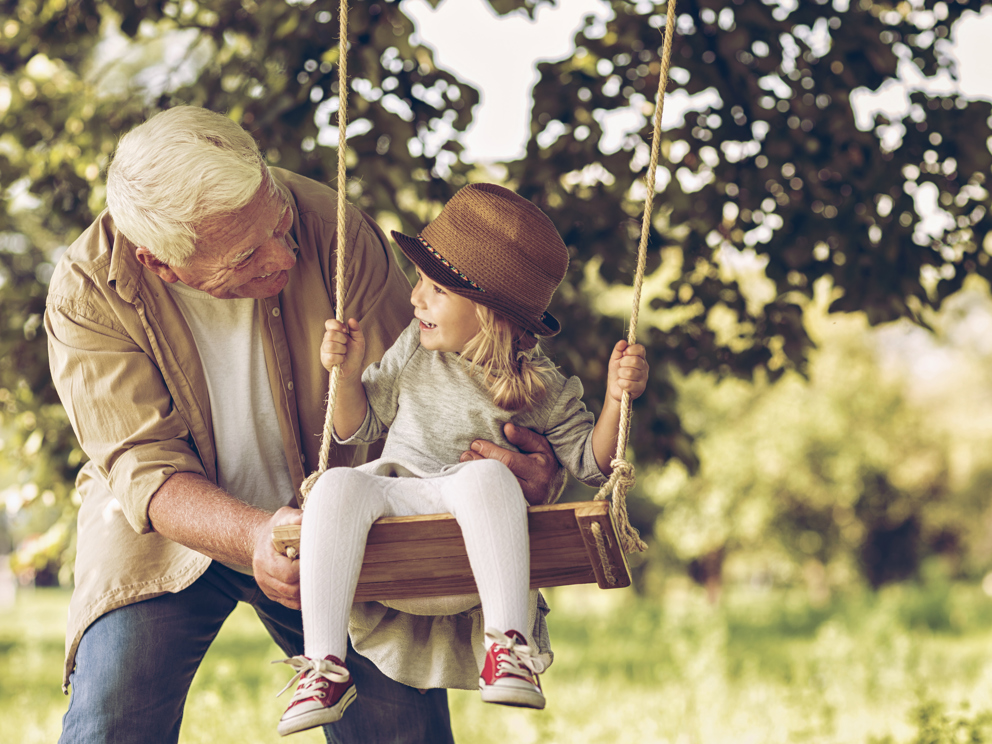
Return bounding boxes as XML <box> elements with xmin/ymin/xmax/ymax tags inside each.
<box><xmin>45</xmin><ymin>289</ymin><xmax>206</xmax><ymax>534</ymax></box>
<box><xmin>542</xmin><ymin>375</ymin><xmax>607</xmax><ymax>487</ymax></box>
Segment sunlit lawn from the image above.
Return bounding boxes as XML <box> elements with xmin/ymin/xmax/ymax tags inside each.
<box><xmin>4</xmin><ymin>578</ymin><xmax>992</xmax><ymax>743</ymax></box>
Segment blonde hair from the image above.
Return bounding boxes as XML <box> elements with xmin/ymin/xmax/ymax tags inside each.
<box><xmin>106</xmin><ymin>106</ymin><xmax>268</xmax><ymax>266</ymax></box>
<box><xmin>461</xmin><ymin>305</ymin><xmax>558</xmax><ymax>411</ymax></box>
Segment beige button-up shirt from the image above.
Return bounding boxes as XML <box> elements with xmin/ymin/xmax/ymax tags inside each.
<box><xmin>45</xmin><ymin>169</ymin><xmax>416</xmax><ymax>689</ymax></box>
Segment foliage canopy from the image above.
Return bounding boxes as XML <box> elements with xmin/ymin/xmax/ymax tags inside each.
<box><xmin>1</xmin><ymin>0</ymin><xmax>990</xmax><ymax>585</ymax></box>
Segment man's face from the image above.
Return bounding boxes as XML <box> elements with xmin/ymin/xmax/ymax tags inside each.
<box><xmin>167</xmin><ymin>177</ymin><xmax>297</xmax><ymax>300</ymax></box>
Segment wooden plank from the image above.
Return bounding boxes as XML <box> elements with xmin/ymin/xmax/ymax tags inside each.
<box><xmin>575</xmin><ymin>503</ymin><xmax>631</xmax><ymax>590</ymax></box>
<box><xmin>274</xmin><ymin>500</ymin><xmax>634</xmax><ymax>602</ymax></box>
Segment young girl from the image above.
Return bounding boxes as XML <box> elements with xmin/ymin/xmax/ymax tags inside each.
<box><xmin>276</xmin><ymin>183</ymin><xmax>648</xmax><ymax>736</ymax></box>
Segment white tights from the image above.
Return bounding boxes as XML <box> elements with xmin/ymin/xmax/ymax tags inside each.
<box><xmin>300</xmin><ymin>459</ymin><xmax>531</xmax><ymax>661</ymax></box>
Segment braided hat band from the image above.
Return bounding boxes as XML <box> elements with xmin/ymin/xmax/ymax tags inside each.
<box><xmin>391</xmin><ymin>183</ymin><xmax>569</xmax><ymax>337</ymax></box>
<box><xmin>414</xmin><ymin>236</ymin><xmax>485</xmax><ymax>291</ymax></box>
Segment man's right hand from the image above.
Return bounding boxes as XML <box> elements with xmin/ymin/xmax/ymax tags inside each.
<box><xmin>253</xmin><ymin>506</ymin><xmax>303</xmax><ymax>609</ymax></box>
<box><xmin>460</xmin><ymin>422</ymin><xmax>565</xmax><ymax>506</ymax></box>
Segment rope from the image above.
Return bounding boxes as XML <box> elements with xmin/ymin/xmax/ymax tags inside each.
<box><xmin>299</xmin><ymin>0</ymin><xmax>350</xmax><ymax>510</ymax></box>
<box><xmin>595</xmin><ymin>0</ymin><xmax>677</xmax><ymax>556</ymax></box>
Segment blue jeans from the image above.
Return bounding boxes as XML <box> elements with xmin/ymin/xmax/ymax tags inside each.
<box><xmin>59</xmin><ymin>562</ymin><xmax>454</xmax><ymax>744</ymax></box>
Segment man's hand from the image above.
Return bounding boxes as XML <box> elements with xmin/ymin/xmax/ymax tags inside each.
<box><xmin>252</xmin><ymin>506</ymin><xmax>303</xmax><ymax>609</ymax></box>
<box><xmin>460</xmin><ymin>422</ymin><xmax>565</xmax><ymax>506</ymax></box>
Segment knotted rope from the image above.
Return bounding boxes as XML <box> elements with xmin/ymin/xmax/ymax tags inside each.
<box><xmin>594</xmin><ymin>0</ymin><xmax>678</xmax><ymax>561</ymax></box>
<box><xmin>298</xmin><ymin>0</ymin><xmax>350</xmax><ymax>513</ymax></box>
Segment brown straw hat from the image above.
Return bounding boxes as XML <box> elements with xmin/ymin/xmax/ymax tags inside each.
<box><xmin>391</xmin><ymin>183</ymin><xmax>569</xmax><ymax>337</ymax></box>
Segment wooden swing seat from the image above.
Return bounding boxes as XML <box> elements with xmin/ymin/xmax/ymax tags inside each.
<box><xmin>272</xmin><ymin>500</ymin><xmax>631</xmax><ymax>602</ymax></box>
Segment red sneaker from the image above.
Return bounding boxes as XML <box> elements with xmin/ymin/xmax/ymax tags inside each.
<box><xmin>479</xmin><ymin>628</ymin><xmax>546</xmax><ymax>709</ymax></box>
<box><xmin>275</xmin><ymin>655</ymin><xmax>356</xmax><ymax>736</ymax></box>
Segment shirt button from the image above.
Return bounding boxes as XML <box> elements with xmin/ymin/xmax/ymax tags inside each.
<box><xmin>272</xmin><ymin>308</ymin><xmax>281</xmax><ymax>317</ymax></box>
<box><xmin>287</xmin><ymin>381</ymin><xmax>294</xmax><ymax>391</ymax></box>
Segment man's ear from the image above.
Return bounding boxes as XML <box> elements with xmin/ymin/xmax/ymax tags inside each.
<box><xmin>134</xmin><ymin>247</ymin><xmax>180</xmax><ymax>283</ymax></box>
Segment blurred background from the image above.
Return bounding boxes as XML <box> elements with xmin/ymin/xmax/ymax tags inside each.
<box><xmin>4</xmin><ymin>0</ymin><xmax>992</xmax><ymax>741</ymax></box>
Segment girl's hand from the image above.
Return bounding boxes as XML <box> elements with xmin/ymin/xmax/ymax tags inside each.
<box><xmin>320</xmin><ymin>318</ymin><xmax>365</xmax><ymax>379</ymax></box>
<box><xmin>607</xmin><ymin>340</ymin><xmax>648</xmax><ymax>402</ymax></box>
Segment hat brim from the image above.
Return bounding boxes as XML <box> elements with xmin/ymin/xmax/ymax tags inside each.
<box><xmin>392</xmin><ymin>230</ymin><xmax>561</xmax><ymax>337</ymax></box>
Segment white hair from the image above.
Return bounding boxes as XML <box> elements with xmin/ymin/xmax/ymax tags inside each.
<box><xmin>106</xmin><ymin>106</ymin><xmax>268</xmax><ymax>266</ymax></box>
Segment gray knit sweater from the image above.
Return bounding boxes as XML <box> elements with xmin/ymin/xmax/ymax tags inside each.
<box><xmin>341</xmin><ymin>318</ymin><xmax>607</xmax><ymax>487</ymax></box>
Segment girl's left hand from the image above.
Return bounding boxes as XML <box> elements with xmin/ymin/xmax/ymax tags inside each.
<box><xmin>607</xmin><ymin>341</ymin><xmax>648</xmax><ymax>402</ymax></box>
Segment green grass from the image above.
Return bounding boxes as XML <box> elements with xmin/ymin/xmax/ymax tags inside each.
<box><xmin>3</xmin><ymin>580</ymin><xmax>992</xmax><ymax>743</ymax></box>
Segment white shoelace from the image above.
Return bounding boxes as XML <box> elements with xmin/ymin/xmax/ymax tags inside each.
<box><xmin>484</xmin><ymin>628</ymin><xmax>547</xmax><ymax>677</ymax></box>
<box><xmin>274</xmin><ymin>656</ymin><xmax>350</xmax><ymax>700</ymax></box>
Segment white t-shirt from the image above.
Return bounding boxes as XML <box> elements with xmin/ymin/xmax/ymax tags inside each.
<box><xmin>166</xmin><ymin>281</ymin><xmax>294</xmax><ymax>574</ymax></box>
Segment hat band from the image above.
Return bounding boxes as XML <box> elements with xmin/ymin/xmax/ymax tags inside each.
<box><xmin>417</xmin><ymin>236</ymin><xmax>485</xmax><ymax>292</ymax></box>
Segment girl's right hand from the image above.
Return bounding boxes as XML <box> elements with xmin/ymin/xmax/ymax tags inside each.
<box><xmin>320</xmin><ymin>318</ymin><xmax>365</xmax><ymax>379</ymax></box>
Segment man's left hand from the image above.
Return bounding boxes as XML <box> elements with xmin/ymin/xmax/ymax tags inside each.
<box><xmin>460</xmin><ymin>423</ymin><xmax>565</xmax><ymax>506</ymax></box>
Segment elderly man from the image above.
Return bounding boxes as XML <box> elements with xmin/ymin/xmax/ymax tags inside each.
<box><xmin>45</xmin><ymin>106</ymin><xmax>559</xmax><ymax>743</ymax></box>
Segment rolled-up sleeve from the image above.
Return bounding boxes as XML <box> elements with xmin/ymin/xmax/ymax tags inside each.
<box><xmin>46</xmin><ymin>291</ymin><xmax>205</xmax><ymax>534</ymax></box>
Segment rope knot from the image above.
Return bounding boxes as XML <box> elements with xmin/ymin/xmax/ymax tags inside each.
<box><xmin>594</xmin><ymin>458</ymin><xmax>635</xmax><ymax>502</ymax></box>
<box><xmin>299</xmin><ymin>470</ymin><xmax>322</xmax><ymax>507</ymax></box>
<box><xmin>610</xmin><ymin>458</ymin><xmax>636</xmax><ymax>489</ymax></box>
<box><xmin>594</xmin><ymin>457</ymin><xmax>647</xmax><ymax>556</ymax></box>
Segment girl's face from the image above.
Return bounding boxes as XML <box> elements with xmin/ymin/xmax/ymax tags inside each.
<box><xmin>410</xmin><ymin>267</ymin><xmax>481</xmax><ymax>353</ymax></box>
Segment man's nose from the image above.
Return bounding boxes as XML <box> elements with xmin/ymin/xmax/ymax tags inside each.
<box><xmin>260</xmin><ymin>237</ymin><xmax>297</xmax><ymax>273</ymax></box>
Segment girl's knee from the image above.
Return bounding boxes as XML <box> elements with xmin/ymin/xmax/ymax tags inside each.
<box><xmin>466</xmin><ymin>458</ymin><xmax>515</xmax><ymax>483</ymax></box>
<box><xmin>453</xmin><ymin>460</ymin><xmax>524</xmax><ymax>507</ymax></box>
<box><xmin>305</xmin><ymin>468</ymin><xmax>389</xmax><ymax>525</ymax></box>
<box><xmin>307</xmin><ymin>468</ymin><xmax>370</xmax><ymax>508</ymax></box>
<box><xmin>320</xmin><ymin>466</ymin><xmax>371</xmax><ymax>489</ymax></box>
